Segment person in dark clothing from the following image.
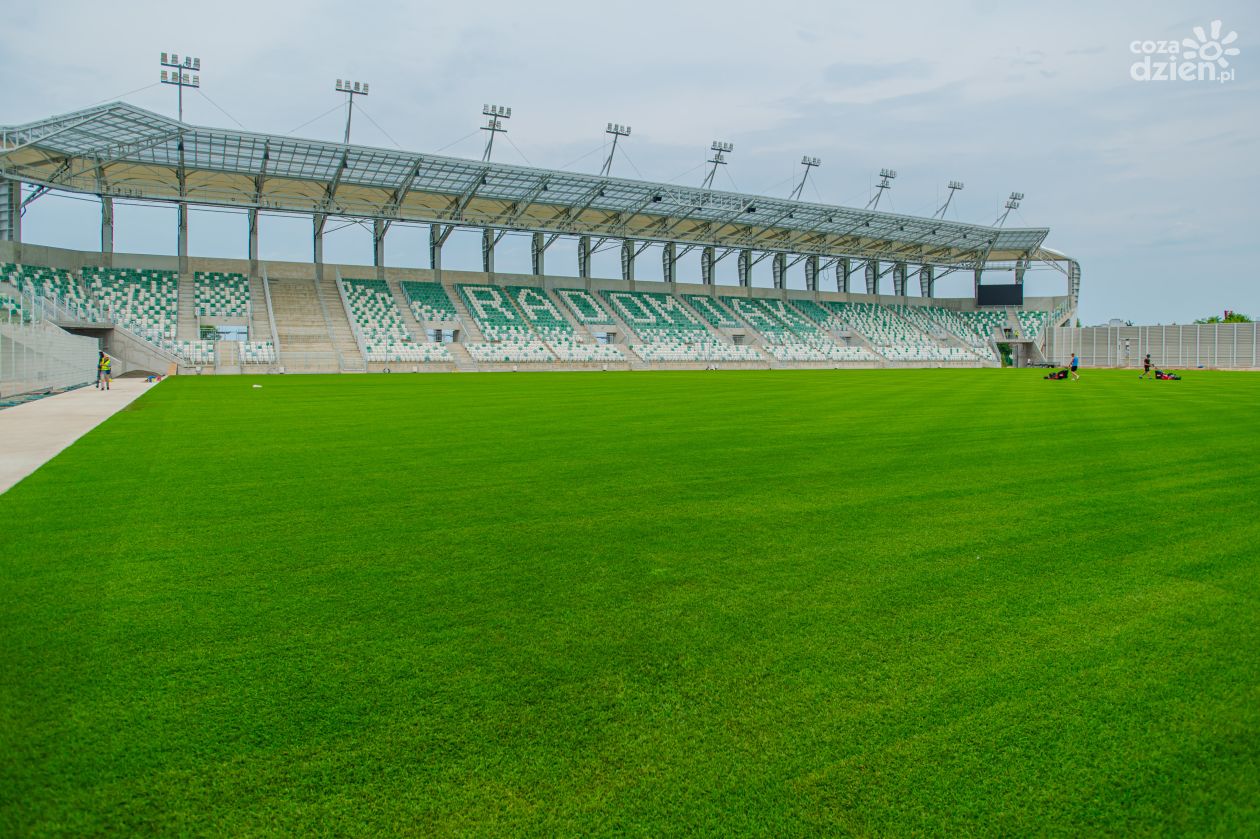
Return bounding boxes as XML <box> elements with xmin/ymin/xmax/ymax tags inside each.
<box><xmin>1139</xmin><ymin>353</ymin><xmax>1152</xmax><ymax>379</ymax></box>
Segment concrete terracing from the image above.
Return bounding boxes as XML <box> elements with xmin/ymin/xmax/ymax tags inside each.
<box><xmin>0</xmin><ymin>378</ymin><xmax>156</xmax><ymax>494</ymax></box>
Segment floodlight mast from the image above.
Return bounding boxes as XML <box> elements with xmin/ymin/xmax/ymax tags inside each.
<box><xmin>702</xmin><ymin>140</ymin><xmax>733</xmax><ymax>190</ymax></box>
<box><xmin>600</xmin><ymin>123</ymin><xmax>632</xmax><ymax>177</ymax></box>
<box><xmin>789</xmin><ymin>155</ymin><xmax>821</xmax><ymax>201</ymax></box>
<box><xmin>995</xmin><ymin>191</ymin><xmax>1024</xmax><ymax>227</ymax></box>
<box><xmin>159</xmin><ymin>52</ymin><xmax>201</xmax><ymax>123</ymax></box>
<box><xmin>335</xmin><ymin>79</ymin><xmax>369</xmax><ymax>145</ymax></box>
<box><xmin>481</xmin><ymin>104</ymin><xmax>512</xmax><ymax>162</ymax></box>
<box><xmin>934</xmin><ymin>180</ymin><xmax>964</xmax><ymax>219</ymax></box>
<box><xmin>865</xmin><ymin>168</ymin><xmax>896</xmax><ymax>210</ymax></box>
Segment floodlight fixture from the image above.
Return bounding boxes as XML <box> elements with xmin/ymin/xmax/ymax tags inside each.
<box><xmin>711</xmin><ymin>140</ymin><xmax>734</xmax><ymax>153</ymax></box>
<box><xmin>334</xmin><ymin>78</ymin><xmax>371</xmax><ymax>144</ymax></box>
<box><xmin>159</xmin><ymin>52</ymin><xmax>201</xmax><ymax>122</ymax></box>
<box><xmin>866</xmin><ymin>167</ymin><xmax>898</xmax><ymax>209</ymax></box>
<box><xmin>600</xmin><ymin>122</ymin><xmax>633</xmax><ymax>175</ymax></box>
<box><xmin>481</xmin><ymin>104</ymin><xmax>513</xmax><ymax>161</ymax></box>
<box><xmin>935</xmin><ymin>180</ymin><xmax>965</xmax><ymax>218</ymax></box>
<box><xmin>790</xmin><ymin>155</ymin><xmax>822</xmax><ymax>200</ymax></box>
<box><xmin>702</xmin><ymin>140</ymin><xmax>734</xmax><ymax>189</ymax></box>
<box><xmin>879</xmin><ymin>168</ymin><xmax>897</xmax><ymax>180</ymax></box>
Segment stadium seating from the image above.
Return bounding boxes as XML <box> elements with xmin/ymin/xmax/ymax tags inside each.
<box><xmin>82</xmin><ymin>267</ymin><xmax>180</xmax><ymax>342</ymax></box>
<box><xmin>823</xmin><ymin>301</ymin><xmax>976</xmax><ymax>362</ymax></box>
<box><xmin>401</xmin><ymin>281</ymin><xmax>459</xmax><ymax>323</ymax></box>
<box><xmin>601</xmin><ymin>289</ymin><xmax>757</xmax><ymax>363</ymax></box>
<box><xmin>1</xmin><ymin>262</ymin><xmax>97</xmax><ymax>319</ymax></box>
<box><xmin>195</xmin><ymin>271</ymin><xmax>251</xmax><ymax>318</ymax></box>
<box><xmin>682</xmin><ymin>294</ymin><xmax>742</xmax><ymax>329</ymax></box>
<box><xmin>457</xmin><ymin>284</ymin><xmax>555</xmax><ymax>362</ymax></box>
<box><xmin>502</xmin><ymin>285</ymin><xmax>625</xmax><ymax>362</ymax></box>
<box><xmin>721</xmin><ymin>296</ymin><xmax>877</xmax><ymax>362</ymax></box>
<box><xmin>176</xmin><ymin>340</ymin><xmax>216</xmax><ymax>365</ymax></box>
<box><xmin>239</xmin><ymin>341</ymin><xmax>278</xmax><ymax>364</ymax></box>
<box><xmin>343</xmin><ymin>278</ymin><xmax>452</xmax><ymax>363</ymax></box>
<box><xmin>1018</xmin><ymin>310</ymin><xmax>1050</xmax><ymax>339</ymax></box>
<box><xmin>555</xmin><ymin>288</ymin><xmax>615</xmax><ymax>325</ymax></box>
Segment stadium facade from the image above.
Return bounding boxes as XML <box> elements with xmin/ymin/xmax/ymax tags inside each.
<box><xmin>0</xmin><ymin>100</ymin><xmax>1135</xmax><ymax>388</ymax></box>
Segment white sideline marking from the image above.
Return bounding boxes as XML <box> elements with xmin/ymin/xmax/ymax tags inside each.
<box><xmin>0</xmin><ymin>378</ymin><xmax>155</xmax><ymax>494</ymax></box>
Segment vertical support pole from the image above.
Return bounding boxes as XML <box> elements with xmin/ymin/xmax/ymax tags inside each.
<box><xmin>177</xmin><ymin>202</ymin><xmax>190</xmax><ymax>275</ymax></box>
<box><xmin>918</xmin><ymin>265</ymin><xmax>934</xmax><ymax>298</ymax></box>
<box><xmin>772</xmin><ymin>253</ymin><xmax>786</xmax><ymax>289</ymax></box>
<box><xmin>312</xmin><ymin>214</ymin><xmax>325</xmax><ymax>283</ymax></box>
<box><xmin>531</xmin><ymin>232</ymin><xmax>545</xmax><ymax>276</ymax></box>
<box><xmin>738</xmin><ymin>249</ymin><xmax>752</xmax><ymax>287</ymax></box>
<box><xmin>373</xmin><ymin>219</ymin><xmax>386</xmax><ymax>280</ymax></box>
<box><xmin>429</xmin><ymin>224</ymin><xmax>444</xmax><ymax>281</ymax></box>
<box><xmin>481</xmin><ymin>228</ymin><xmax>496</xmax><ymax>274</ymax></box>
<box><xmin>837</xmin><ymin>257</ymin><xmax>851</xmax><ymax>293</ymax></box>
<box><xmin>101</xmin><ymin>197</ymin><xmax>116</xmax><ymax>266</ymax></box>
<box><xmin>865</xmin><ymin>260</ymin><xmax>878</xmax><ymax>295</ymax></box>
<box><xmin>701</xmin><ymin>246</ymin><xmax>715</xmax><ymax>285</ymax></box>
<box><xmin>620</xmin><ymin>239</ymin><xmax>635</xmax><ymax>282</ymax></box>
<box><xmin>804</xmin><ymin>255</ymin><xmax>819</xmax><ymax>292</ymax></box>
<box><xmin>0</xmin><ymin>180</ymin><xmax>20</xmax><ymax>245</ymax></box>
<box><xmin>578</xmin><ymin>235</ymin><xmax>592</xmax><ymax>278</ymax></box>
<box><xmin>1014</xmin><ymin>256</ymin><xmax>1027</xmax><ymax>286</ymax></box>
<box><xmin>247</xmin><ymin>208</ymin><xmax>259</xmax><ymax>277</ymax></box>
<box><xmin>893</xmin><ymin>262</ymin><xmax>907</xmax><ymax>296</ymax></box>
<box><xmin>662</xmin><ymin>242</ymin><xmax>676</xmax><ymax>284</ymax></box>
<box><xmin>973</xmin><ymin>265</ymin><xmax>983</xmax><ymax>299</ymax></box>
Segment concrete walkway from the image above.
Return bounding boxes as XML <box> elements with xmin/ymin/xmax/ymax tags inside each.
<box><xmin>0</xmin><ymin>378</ymin><xmax>156</xmax><ymax>494</ymax></box>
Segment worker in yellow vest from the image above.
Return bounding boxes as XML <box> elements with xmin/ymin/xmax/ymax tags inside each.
<box><xmin>99</xmin><ymin>353</ymin><xmax>112</xmax><ymax>391</ymax></box>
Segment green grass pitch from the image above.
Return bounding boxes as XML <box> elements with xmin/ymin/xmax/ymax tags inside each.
<box><xmin>2</xmin><ymin>369</ymin><xmax>1258</xmax><ymax>836</ymax></box>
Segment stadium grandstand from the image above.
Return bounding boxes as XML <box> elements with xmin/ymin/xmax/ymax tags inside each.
<box><xmin>0</xmin><ymin>100</ymin><xmax>1108</xmax><ymax>385</ymax></box>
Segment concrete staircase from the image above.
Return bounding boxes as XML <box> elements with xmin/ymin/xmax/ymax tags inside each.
<box><xmin>268</xmin><ymin>276</ymin><xmax>340</xmax><ymax>373</ymax></box>
<box><xmin>447</xmin><ymin>288</ymin><xmax>486</xmax><ymax>343</ymax></box>
<box><xmin>247</xmin><ymin>274</ymin><xmax>275</xmax><ymax>344</ymax></box>
<box><xmin>445</xmin><ymin>341</ymin><xmax>478</xmax><ymax>371</ymax></box>
<box><xmin>317</xmin><ymin>273</ymin><xmax>366</xmax><ymax>372</ymax></box>
<box><xmin>177</xmin><ymin>273</ymin><xmax>198</xmax><ymax>341</ymax></box>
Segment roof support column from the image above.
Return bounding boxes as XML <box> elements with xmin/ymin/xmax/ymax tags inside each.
<box><xmin>865</xmin><ymin>260</ymin><xmax>878</xmax><ymax>295</ymax></box>
<box><xmin>973</xmin><ymin>266</ymin><xmax>983</xmax><ymax>298</ymax></box>
<box><xmin>772</xmin><ymin>253</ymin><xmax>787</xmax><ymax>289</ymax></box>
<box><xmin>837</xmin><ymin>257</ymin><xmax>852</xmax><ymax>293</ymax></box>
<box><xmin>430</xmin><ymin>223</ymin><xmax>445</xmax><ymax>281</ymax></box>
<box><xmin>0</xmin><ymin>180</ymin><xmax>19</xmax><ymax>245</ymax></box>
<box><xmin>247</xmin><ymin>208</ymin><xmax>258</xmax><ymax>278</ymax></box>
<box><xmin>893</xmin><ymin>262</ymin><xmax>908</xmax><ymax>296</ymax></box>
<box><xmin>918</xmin><ymin>265</ymin><xmax>935</xmax><ymax>298</ymax></box>
<box><xmin>313</xmin><ymin>214</ymin><xmax>325</xmax><ymax>283</ymax></box>
<box><xmin>101</xmin><ymin>197</ymin><xmax>115</xmax><ymax>266</ymax></box>
<box><xmin>662</xmin><ymin>242</ymin><xmax>676</xmax><ymax>284</ymax></box>
<box><xmin>373</xmin><ymin>219</ymin><xmax>387</xmax><ymax>280</ymax></box>
<box><xmin>805</xmin><ymin>255</ymin><xmax>819</xmax><ymax>292</ymax></box>
<box><xmin>737</xmin><ymin>249</ymin><xmax>751</xmax><ymax>287</ymax></box>
<box><xmin>620</xmin><ymin>239</ymin><xmax>635</xmax><ymax>282</ymax></box>
<box><xmin>1068</xmin><ymin>260</ymin><xmax>1081</xmax><ymax>305</ymax></box>
<box><xmin>577</xmin><ymin>235</ymin><xmax>591</xmax><ymax>279</ymax></box>
<box><xmin>1014</xmin><ymin>256</ymin><xmax>1027</xmax><ymax>285</ymax></box>
<box><xmin>177</xmin><ymin>202</ymin><xmax>189</xmax><ymax>275</ymax></box>
<box><xmin>701</xmin><ymin>246</ymin><xmax>715</xmax><ymax>285</ymax></box>
<box><xmin>531</xmin><ymin>232</ymin><xmax>545</xmax><ymax>276</ymax></box>
<box><xmin>481</xmin><ymin>228</ymin><xmax>495</xmax><ymax>274</ymax></box>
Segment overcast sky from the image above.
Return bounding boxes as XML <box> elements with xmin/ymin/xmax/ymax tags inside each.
<box><xmin>4</xmin><ymin>0</ymin><xmax>1257</xmax><ymax>323</ymax></box>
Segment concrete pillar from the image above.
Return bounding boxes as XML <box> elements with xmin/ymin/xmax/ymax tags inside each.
<box><xmin>893</xmin><ymin>262</ymin><xmax>908</xmax><ymax>296</ymax></box>
<box><xmin>1015</xmin><ymin>257</ymin><xmax>1027</xmax><ymax>285</ymax></box>
<box><xmin>701</xmin><ymin>246</ymin><xmax>715</xmax><ymax>285</ymax></box>
<box><xmin>177</xmin><ymin>202</ymin><xmax>190</xmax><ymax>274</ymax></box>
<box><xmin>738</xmin><ymin>249</ymin><xmax>752</xmax><ymax>287</ymax></box>
<box><xmin>662</xmin><ymin>242</ymin><xmax>676</xmax><ymax>284</ymax></box>
<box><xmin>805</xmin><ymin>255</ymin><xmax>819</xmax><ymax>292</ymax></box>
<box><xmin>865</xmin><ymin>260</ymin><xmax>878</xmax><ymax>295</ymax></box>
<box><xmin>531</xmin><ymin>232</ymin><xmax>545</xmax><ymax>276</ymax></box>
<box><xmin>0</xmin><ymin>179</ymin><xmax>20</xmax><ymax>244</ymax></box>
<box><xmin>481</xmin><ymin>228</ymin><xmax>495</xmax><ymax>273</ymax></box>
<box><xmin>918</xmin><ymin>265</ymin><xmax>935</xmax><ymax>298</ymax></box>
<box><xmin>772</xmin><ymin>253</ymin><xmax>787</xmax><ymax>289</ymax></box>
<box><xmin>101</xmin><ymin>197</ymin><xmax>115</xmax><ymax>264</ymax></box>
<box><xmin>837</xmin><ymin>257</ymin><xmax>851</xmax><ymax>293</ymax></box>
<box><xmin>578</xmin><ymin>235</ymin><xmax>592</xmax><ymax>278</ymax></box>
<box><xmin>973</xmin><ymin>266</ymin><xmax>983</xmax><ymax>298</ymax></box>
<box><xmin>373</xmin><ymin>219</ymin><xmax>387</xmax><ymax>280</ymax></box>
<box><xmin>429</xmin><ymin>224</ymin><xmax>444</xmax><ymax>279</ymax></box>
<box><xmin>312</xmin><ymin>214</ymin><xmax>325</xmax><ymax>282</ymax></box>
<box><xmin>621</xmin><ymin>239</ymin><xmax>635</xmax><ymax>281</ymax></box>
<box><xmin>247</xmin><ymin>208</ymin><xmax>258</xmax><ymax>277</ymax></box>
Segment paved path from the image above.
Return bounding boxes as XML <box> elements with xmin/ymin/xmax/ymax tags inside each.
<box><xmin>0</xmin><ymin>379</ymin><xmax>156</xmax><ymax>494</ymax></box>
